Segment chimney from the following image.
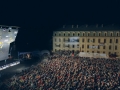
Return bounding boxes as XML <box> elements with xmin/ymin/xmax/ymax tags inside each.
<box><xmin>77</xmin><ymin>25</ymin><xmax>78</xmax><ymax>28</ymax></box>
<box><xmin>101</xmin><ymin>24</ymin><xmax>103</xmax><ymax>27</ymax></box>
<box><xmin>86</xmin><ymin>24</ymin><xmax>88</xmax><ymax>27</ymax></box>
<box><xmin>63</xmin><ymin>25</ymin><xmax>65</xmax><ymax>28</ymax></box>
<box><xmin>96</xmin><ymin>24</ymin><xmax>98</xmax><ymax>27</ymax></box>
<box><xmin>72</xmin><ymin>25</ymin><xmax>74</xmax><ymax>28</ymax></box>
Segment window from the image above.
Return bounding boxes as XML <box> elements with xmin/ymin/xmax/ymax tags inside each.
<box><xmin>93</xmin><ymin>39</ymin><xmax>95</xmax><ymax>43</ymax></box>
<box><xmin>87</xmin><ymin>39</ymin><xmax>90</xmax><ymax>42</ymax></box>
<box><xmin>88</xmin><ymin>33</ymin><xmax>90</xmax><ymax>36</ymax></box>
<box><xmin>109</xmin><ymin>52</ymin><xmax>111</xmax><ymax>55</ymax></box>
<box><xmin>55</xmin><ymin>49</ymin><xmax>56</xmax><ymax>51</ymax></box>
<box><xmin>98</xmin><ymin>46</ymin><xmax>100</xmax><ymax>49</ymax></box>
<box><xmin>116</xmin><ymin>39</ymin><xmax>118</xmax><ymax>43</ymax></box>
<box><xmin>104</xmin><ymin>39</ymin><xmax>106</xmax><ymax>43</ymax></box>
<box><xmin>105</xmin><ymin>33</ymin><xmax>107</xmax><ymax>36</ymax></box>
<box><xmin>93</xmin><ymin>33</ymin><xmax>95</xmax><ymax>36</ymax></box>
<box><xmin>68</xmin><ymin>33</ymin><xmax>70</xmax><ymax>36</ymax></box>
<box><xmin>78</xmin><ymin>33</ymin><xmax>80</xmax><ymax>36</ymax></box>
<box><xmin>82</xmin><ymin>39</ymin><xmax>84</xmax><ymax>42</ymax></box>
<box><xmin>64</xmin><ymin>33</ymin><xmax>65</xmax><ymax>36</ymax></box>
<box><xmin>55</xmin><ymin>33</ymin><xmax>56</xmax><ymax>36</ymax></box>
<box><xmin>55</xmin><ymin>38</ymin><xmax>56</xmax><ymax>42</ymax></box>
<box><xmin>98</xmin><ymin>33</ymin><xmax>101</xmax><ymax>36</ymax></box>
<box><xmin>83</xmin><ymin>33</ymin><xmax>85</xmax><ymax>36</ymax></box>
<box><xmin>103</xmin><ymin>46</ymin><xmax>105</xmax><ymax>49</ymax></box>
<box><xmin>87</xmin><ymin>45</ymin><xmax>89</xmax><ymax>48</ymax></box>
<box><xmin>77</xmin><ymin>44</ymin><xmax>79</xmax><ymax>48</ymax></box>
<box><xmin>87</xmin><ymin>51</ymin><xmax>89</xmax><ymax>52</ymax></box>
<box><xmin>59</xmin><ymin>38</ymin><xmax>61</xmax><ymax>42</ymax></box>
<box><xmin>98</xmin><ymin>39</ymin><xmax>100</xmax><ymax>43</ymax></box>
<box><xmin>82</xmin><ymin>50</ymin><xmax>84</xmax><ymax>52</ymax></box>
<box><xmin>82</xmin><ymin>45</ymin><xmax>84</xmax><ymax>48</ymax></box>
<box><xmin>115</xmin><ymin>46</ymin><xmax>117</xmax><ymax>50</ymax></box>
<box><xmin>92</xmin><ymin>51</ymin><xmax>94</xmax><ymax>53</ymax></box>
<box><xmin>110</xmin><ymin>33</ymin><xmax>113</xmax><ymax>36</ymax></box>
<box><xmin>110</xmin><ymin>39</ymin><xmax>112</xmax><ymax>43</ymax></box>
<box><xmin>117</xmin><ymin>33</ymin><xmax>119</xmax><ymax>36</ymax></box>
<box><xmin>109</xmin><ymin>45</ymin><xmax>111</xmax><ymax>50</ymax></box>
<box><xmin>59</xmin><ymin>33</ymin><xmax>61</xmax><ymax>36</ymax></box>
<box><xmin>73</xmin><ymin>33</ymin><xmax>75</xmax><ymax>36</ymax></box>
<box><xmin>72</xmin><ymin>45</ymin><xmax>74</xmax><ymax>48</ymax></box>
<box><xmin>63</xmin><ymin>38</ymin><xmax>65</xmax><ymax>42</ymax></box>
<box><xmin>97</xmin><ymin>51</ymin><xmax>100</xmax><ymax>53</ymax></box>
<box><xmin>103</xmin><ymin>51</ymin><xmax>105</xmax><ymax>53</ymax></box>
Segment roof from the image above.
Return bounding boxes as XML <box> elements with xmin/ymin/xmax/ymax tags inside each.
<box><xmin>0</xmin><ymin>25</ymin><xmax>20</xmax><ymax>29</ymax></box>
<box><xmin>55</xmin><ymin>24</ymin><xmax>120</xmax><ymax>31</ymax></box>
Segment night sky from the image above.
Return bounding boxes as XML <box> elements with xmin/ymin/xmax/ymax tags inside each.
<box><xmin>0</xmin><ymin>0</ymin><xmax>120</xmax><ymax>51</ymax></box>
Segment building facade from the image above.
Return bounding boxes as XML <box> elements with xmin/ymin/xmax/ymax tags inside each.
<box><xmin>53</xmin><ymin>25</ymin><xmax>120</xmax><ymax>58</ymax></box>
<box><xmin>0</xmin><ymin>25</ymin><xmax>19</xmax><ymax>61</ymax></box>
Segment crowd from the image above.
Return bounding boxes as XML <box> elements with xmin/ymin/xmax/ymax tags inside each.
<box><xmin>0</xmin><ymin>52</ymin><xmax>120</xmax><ymax>90</ymax></box>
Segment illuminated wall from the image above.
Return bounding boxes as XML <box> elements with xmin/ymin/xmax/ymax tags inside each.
<box><xmin>0</xmin><ymin>27</ymin><xmax>18</xmax><ymax>61</ymax></box>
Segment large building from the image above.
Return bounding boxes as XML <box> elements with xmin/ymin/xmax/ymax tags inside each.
<box><xmin>53</xmin><ymin>24</ymin><xmax>120</xmax><ymax>58</ymax></box>
<box><xmin>0</xmin><ymin>25</ymin><xmax>19</xmax><ymax>61</ymax></box>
